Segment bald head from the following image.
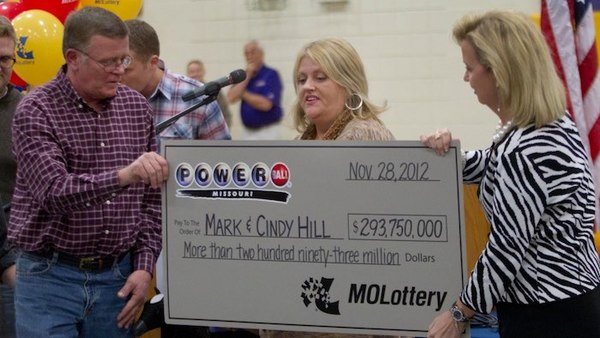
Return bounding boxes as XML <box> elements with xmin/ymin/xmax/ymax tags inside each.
<box><xmin>244</xmin><ymin>40</ymin><xmax>264</xmax><ymax>67</ymax></box>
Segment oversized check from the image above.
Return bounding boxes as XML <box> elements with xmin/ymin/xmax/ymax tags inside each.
<box><xmin>161</xmin><ymin>140</ymin><xmax>467</xmax><ymax>337</ymax></box>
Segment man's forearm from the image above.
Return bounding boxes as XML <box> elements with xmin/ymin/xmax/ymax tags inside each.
<box><xmin>241</xmin><ymin>91</ymin><xmax>273</xmax><ymax>112</ymax></box>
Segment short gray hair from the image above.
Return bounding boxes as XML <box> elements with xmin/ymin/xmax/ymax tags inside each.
<box><xmin>63</xmin><ymin>6</ymin><xmax>128</xmax><ymax>54</ymax></box>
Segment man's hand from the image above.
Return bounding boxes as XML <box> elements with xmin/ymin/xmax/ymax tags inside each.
<box><xmin>118</xmin><ymin>152</ymin><xmax>168</xmax><ymax>189</ymax></box>
<box><xmin>1</xmin><ymin>264</ymin><xmax>15</xmax><ymax>288</ymax></box>
<box><xmin>116</xmin><ymin>270</ymin><xmax>152</xmax><ymax>329</ymax></box>
<box><xmin>246</xmin><ymin>62</ymin><xmax>258</xmax><ymax>79</ymax></box>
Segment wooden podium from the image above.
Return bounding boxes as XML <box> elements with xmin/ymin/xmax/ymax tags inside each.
<box><xmin>140</xmin><ymin>184</ymin><xmax>490</xmax><ymax>337</ymax></box>
<box><xmin>463</xmin><ymin>184</ymin><xmax>491</xmax><ymax>272</ymax></box>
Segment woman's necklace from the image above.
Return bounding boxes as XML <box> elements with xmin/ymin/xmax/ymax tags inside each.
<box><xmin>492</xmin><ymin>120</ymin><xmax>513</xmax><ymax>144</ymax></box>
<box><xmin>300</xmin><ymin>113</ymin><xmax>353</xmax><ymax>140</ymax></box>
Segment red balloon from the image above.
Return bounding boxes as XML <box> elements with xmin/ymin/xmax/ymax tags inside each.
<box><xmin>20</xmin><ymin>0</ymin><xmax>79</xmax><ymax>23</ymax></box>
<box><xmin>10</xmin><ymin>72</ymin><xmax>27</xmax><ymax>90</ymax></box>
<box><xmin>0</xmin><ymin>2</ymin><xmax>25</xmax><ymax>20</ymax></box>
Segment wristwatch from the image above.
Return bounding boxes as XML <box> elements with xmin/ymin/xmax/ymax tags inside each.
<box><xmin>450</xmin><ymin>303</ymin><xmax>469</xmax><ymax>322</ymax></box>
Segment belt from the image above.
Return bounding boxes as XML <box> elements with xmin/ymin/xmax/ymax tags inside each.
<box><xmin>245</xmin><ymin>125</ymin><xmax>267</xmax><ymax>130</ymax></box>
<box><xmin>244</xmin><ymin>120</ymin><xmax>280</xmax><ymax>130</ymax></box>
<box><xmin>33</xmin><ymin>250</ymin><xmax>130</xmax><ymax>272</ymax></box>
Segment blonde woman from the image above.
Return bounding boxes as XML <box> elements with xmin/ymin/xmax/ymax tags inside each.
<box><xmin>293</xmin><ymin>38</ymin><xmax>394</xmax><ymax>142</ymax></box>
<box><xmin>262</xmin><ymin>38</ymin><xmax>396</xmax><ymax>338</ymax></box>
<box><xmin>423</xmin><ymin>10</ymin><xmax>600</xmax><ymax>338</ymax></box>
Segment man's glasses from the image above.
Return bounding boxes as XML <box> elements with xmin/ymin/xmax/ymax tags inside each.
<box><xmin>74</xmin><ymin>48</ymin><xmax>132</xmax><ymax>72</ymax></box>
<box><xmin>0</xmin><ymin>55</ymin><xmax>15</xmax><ymax>68</ymax></box>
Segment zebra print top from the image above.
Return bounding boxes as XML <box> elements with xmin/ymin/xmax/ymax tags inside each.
<box><xmin>460</xmin><ymin>114</ymin><xmax>600</xmax><ymax>314</ymax></box>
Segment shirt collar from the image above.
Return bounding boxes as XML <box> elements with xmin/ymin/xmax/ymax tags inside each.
<box><xmin>58</xmin><ymin>64</ymin><xmax>115</xmax><ymax>111</ymax></box>
<box><xmin>150</xmin><ymin>67</ymin><xmax>174</xmax><ymax>102</ymax></box>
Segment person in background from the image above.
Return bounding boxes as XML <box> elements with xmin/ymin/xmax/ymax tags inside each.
<box><xmin>9</xmin><ymin>7</ymin><xmax>168</xmax><ymax>337</ymax></box>
<box><xmin>261</xmin><ymin>37</ymin><xmax>396</xmax><ymax>338</ymax></box>
<box><xmin>0</xmin><ymin>14</ymin><xmax>24</xmax><ymax>338</ymax></box>
<box><xmin>122</xmin><ymin>19</ymin><xmax>231</xmax><ymax>338</ymax></box>
<box><xmin>0</xmin><ymin>14</ymin><xmax>21</xmax><ymax>213</ymax></box>
<box><xmin>0</xmin><ymin>199</ymin><xmax>16</xmax><ymax>338</ymax></box>
<box><xmin>186</xmin><ymin>59</ymin><xmax>233</xmax><ymax>128</ymax></box>
<box><xmin>122</xmin><ymin>20</ymin><xmax>230</xmax><ymax>149</ymax></box>
<box><xmin>423</xmin><ymin>10</ymin><xmax>600</xmax><ymax>338</ymax></box>
<box><xmin>122</xmin><ymin>20</ymin><xmax>230</xmax><ymax>150</ymax></box>
<box><xmin>227</xmin><ymin>40</ymin><xmax>283</xmax><ymax>140</ymax></box>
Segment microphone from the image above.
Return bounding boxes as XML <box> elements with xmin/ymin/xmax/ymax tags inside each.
<box><xmin>182</xmin><ymin>69</ymin><xmax>246</xmax><ymax>102</ymax></box>
<box><xmin>133</xmin><ymin>291</ymin><xmax>165</xmax><ymax>337</ymax></box>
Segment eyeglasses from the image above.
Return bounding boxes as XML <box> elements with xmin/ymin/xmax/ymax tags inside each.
<box><xmin>0</xmin><ymin>55</ymin><xmax>15</xmax><ymax>67</ymax></box>
<box><xmin>74</xmin><ymin>48</ymin><xmax>132</xmax><ymax>72</ymax></box>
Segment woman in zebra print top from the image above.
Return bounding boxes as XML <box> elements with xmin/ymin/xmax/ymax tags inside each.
<box><xmin>423</xmin><ymin>10</ymin><xmax>600</xmax><ymax>338</ymax></box>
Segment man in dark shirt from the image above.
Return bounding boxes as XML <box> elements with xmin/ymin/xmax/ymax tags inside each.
<box><xmin>9</xmin><ymin>7</ymin><xmax>168</xmax><ymax>337</ymax></box>
<box><xmin>0</xmin><ymin>14</ymin><xmax>21</xmax><ymax>338</ymax></box>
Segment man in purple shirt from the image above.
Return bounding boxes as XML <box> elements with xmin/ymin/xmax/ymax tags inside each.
<box><xmin>227</xmin><ymin>40</ymin><xmax>283</xmax><ymax>140</ymax></box>
<box><xmin>9</xmin><ymin>7</ymin><xmax>168</xmax><ymax>337</ymax></box>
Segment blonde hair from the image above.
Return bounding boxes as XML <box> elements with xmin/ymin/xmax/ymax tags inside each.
<box><xmin>291</xmin><ymin>38</ymin><xmax>387</xmax><ymax>132</ymax></box>
<box><xmin>453</xmin><ymin>10</ymin><xmax>565</xmax><ymax>128</ymax></box>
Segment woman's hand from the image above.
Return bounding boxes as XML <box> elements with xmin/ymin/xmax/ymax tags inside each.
<box><xmin>427</xmin><ymin>310</ymin><xmax>466</xmax><ymax>338</ymax></box>
<box><xmin>420</xmin><ymin>128</ymin><xmax>452</xmax><ymax>156</ymax></box>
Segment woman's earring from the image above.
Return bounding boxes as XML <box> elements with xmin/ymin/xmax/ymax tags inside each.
<box><xmin>496</xmin><ymin>87</ymin><xmax>501</xmax><ymax>113</ymax></box>
<box><xmin>345</xmin><ymin>93</ymin><xmax>363</xmax><ymax>111</ymax></box>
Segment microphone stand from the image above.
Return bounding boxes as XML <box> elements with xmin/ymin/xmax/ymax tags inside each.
<box><xmin>155</xmin><ymin>92</ymin><xmax>219</xmax><ymax>134</ymax></box>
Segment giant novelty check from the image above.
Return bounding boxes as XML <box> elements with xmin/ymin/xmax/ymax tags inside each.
<box><xmin>161</xmin><ymin>140</ymin><xmax>467</xmax><ymax>337</ymax></box>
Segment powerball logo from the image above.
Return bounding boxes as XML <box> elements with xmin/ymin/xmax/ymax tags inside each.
<box><xmin>174</xmin><ymin>161</ymin><xmax>291</xmax><ymax>203</ymax></box>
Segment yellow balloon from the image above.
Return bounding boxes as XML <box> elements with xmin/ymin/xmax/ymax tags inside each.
<box><xmin>12</xmin><ymin>10</ymin><xmax>64</xmax><ymax>87</ymax></box>
<box><xmin>595</xmin><ymin>231</ymin><xmax>600</xmax><ymax>253</ymax></box>
<box><xmin>79</xmin><ymin>0</ymin><xmax>142</xmax><ymax>20</ymax></box>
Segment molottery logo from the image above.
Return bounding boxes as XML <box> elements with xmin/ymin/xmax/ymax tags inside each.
<box><xmin>174</xmin><ymin>161</ymin><xmax>291</xmax><ymax>203</ymax></box>
<box><xmin>301</xmin><ymin>277</ymin><xmax>340</xmax><ymax>315</ymax></box>
<box><xmin>17</xmin><ymin>37</ymin><xmax>33</xmax><ymax>60</ymax></box>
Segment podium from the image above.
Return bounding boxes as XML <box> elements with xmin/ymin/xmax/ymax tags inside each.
<box><xmin>463</xmin><ymin>184</ymin><xmax>491</xmax><ymax>271</ymax></box>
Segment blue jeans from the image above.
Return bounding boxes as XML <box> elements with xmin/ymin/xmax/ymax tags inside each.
<box><xmin>14</xmin><ymin>252</ymin><xmax>133</xmax><ymax>338</ymax></box>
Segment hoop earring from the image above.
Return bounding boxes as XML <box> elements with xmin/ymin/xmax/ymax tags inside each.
<box><xmin>345</xmin><ymin>93</ymin><xmax>363</xmax><ymax>112</ymax></box>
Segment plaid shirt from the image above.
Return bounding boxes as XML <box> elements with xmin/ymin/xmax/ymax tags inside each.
<box><xmin>9</xmin><ymin>66</ymin><xmax>161</xmax><ymax>274</ymax></box>
<box><xmin>151</xmin><ymin>69</ymin><xmax>231</xmax><ymax>146</ymax></box>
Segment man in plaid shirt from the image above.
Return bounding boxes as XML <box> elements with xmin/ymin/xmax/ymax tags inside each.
<box><xmin>122</xmin><ymin>19</ymin><xmax>232</xmax><ymax>338</ymax></box>
<box><xmin>122</xmin><ymin>19</ymin><xmax>231</xmax><ymax>149</ymax></box>
<box><xmin>9</xmin><ymin>7</ymin><xmax>169</xmax><ymax>337</ymax></box>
